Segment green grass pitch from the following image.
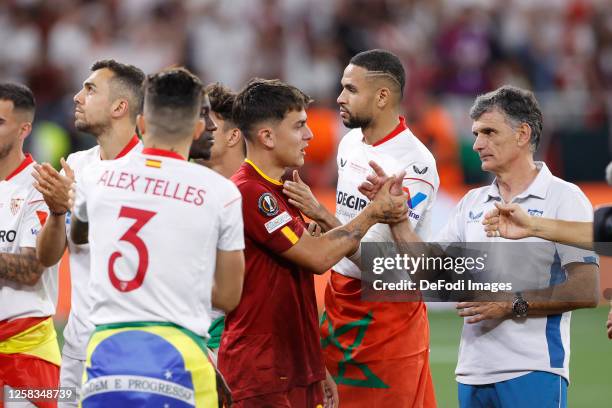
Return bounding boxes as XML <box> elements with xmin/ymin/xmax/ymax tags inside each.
<box><xmin>428</xmin><ymin>306</ymin><xmax>612</xmax><ymax>407</ymax></box>
<box><xmin>54</xmin><ymin>306</ymin><xmax>611</xmax><ymax>406</ymax></box>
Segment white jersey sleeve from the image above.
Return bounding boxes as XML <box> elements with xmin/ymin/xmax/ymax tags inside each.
<box><xmin>402</xmin><ymin>161</ymin><xmax>438</xmax><ymax>232</ymax></box>
<box><xmin>72</xmin><ymin>169</ymin><xmax>90</xmax><ymax>223</ymax></box>
<box><xmin>18</xmin><ymin>196</ymin><xmax>48</xmax><ymax>248</ymax></box>
<box><xmin>217</xmin><ymin>185</ymin><xmax>244</xmax><ymax>251</ymax></box>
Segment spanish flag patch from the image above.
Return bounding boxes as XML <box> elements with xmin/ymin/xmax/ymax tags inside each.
<box><xmin>145</xmin><ymin>159</ymin><xmax>162</xmax><ymax>169</ymax></box>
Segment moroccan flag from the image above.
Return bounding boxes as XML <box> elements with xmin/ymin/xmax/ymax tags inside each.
<box><xmin>320</xmin><ymin>271</ymin><xmax>437</xmax><ymax>407</ymax></box>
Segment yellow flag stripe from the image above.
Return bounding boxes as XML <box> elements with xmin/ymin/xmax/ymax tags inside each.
<box><xmin>281</xmin><ymin>226</ymin><xmax>299</xmax><ymax>245</ymax></box>
<box><xmin>0</xmin><ymin>317</ymin><xmax>61</xmax><ymax>366</ymax></box>
<box><xmin>146</xmin><ymin>159</ymin><xmax>162</xmax><ymax>168</ymax></box>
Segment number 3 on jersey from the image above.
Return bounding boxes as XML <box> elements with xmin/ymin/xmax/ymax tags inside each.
<box><xmin>108</xmin><ymin>206</ymin><xmax>157</xmax><ymax>292</ymax></box>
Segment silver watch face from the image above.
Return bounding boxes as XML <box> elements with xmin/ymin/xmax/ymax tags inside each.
<box><xmin>513</xmin><ymin>297</ymin><xmax>528</xmax><ymax>317</ymax></box>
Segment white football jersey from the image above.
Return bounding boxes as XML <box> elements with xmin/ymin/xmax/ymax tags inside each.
<box><xmin>0</xmin><ymin>155</ymin><xmax>58</xmax><ymax>320</ymax></box>
<box><xmin>333</xmin><ymin>118</ymin><xmax>440</xmax><ymax>279</ymax></box>
<box><xmin>61</xmin><ymin>138</ymin><xmax>142</xmax><ymax>360</ymax></box>
<box><xmin>436</xmin><ymin>162</ymin><xmax>598</xmax><ymax>384</ymax></box>
<box><xmin>73</xmin><ymin>148</ymin><xmax>244</xmax><ymax>336</ymax></box>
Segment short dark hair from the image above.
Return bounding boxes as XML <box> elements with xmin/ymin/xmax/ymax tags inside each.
<box><xmin>205</xmin><ymin>82</ymin><xmax>235</xmax><ymax>125</ymax></box>
<box><xmin>233</xmin><ymin>78</ymin><xmax>312</xmax><ymax>140</ymax></box>
<box><xmin>143</xmin><ymin>67</ymin><xmax>204</xmax><ymax>138</ymax></box>
<box><xmin>0</xmin><ymin>83</ymin><xmax>35</xmax><ymax>119</ymax></box>
<box><xmin>350</xmin><ymin>49</ymin><xmax>406</xmax><ymax>98</ymax></box>
<box><xmin>91</xmin><ymin>59</ymin><xmax>145</xmax><ymax>122</ymax></box>
<box><xmin>470</xmin><ymin>85</ymin><xmax>543</xmax><ymax>152</ymax></box>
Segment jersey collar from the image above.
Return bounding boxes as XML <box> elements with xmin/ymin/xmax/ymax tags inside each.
<box><xmin>484</xmin><ymin>162</ymin><xmax>551</xmax><ymax>203</ymax></box>
<box><xmin>142</xmin><ymin>147</ymin><xmax>186</xmax><ymax>161</ymax></box>
<box><xmin>4</xmin><ymin>154</ymin><xmax>34</xmax><ymax>181</ymax></box>
<box><xmin>244</xmin><ymin>159</ymin><xmax>283</xmax><ymax>186</ymax></box>
<box><xmin>115</xmin><ymin>134</ymin><xmax>141</xmax><ymax>159</ymax></box>
<box><xmin>371</xmin><ymin>116</ymin><xmax>408</xmax><ymax>147</ymax></box>
<box><xmin>100</xmin><ymin>134</ymin><xmax>140</xmax><ymax>160</ymax></box>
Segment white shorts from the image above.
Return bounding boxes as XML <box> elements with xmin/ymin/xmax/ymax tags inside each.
<box><xmin>59</xmin><ymin>353</ymin><xmax>85</xmax><ymax>408</ymax></box>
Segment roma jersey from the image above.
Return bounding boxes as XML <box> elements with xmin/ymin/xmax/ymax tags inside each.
<box><xmin>218</xmin><ymin>160</ymin><xmax>325</xmax><ymax>401</ymax></box>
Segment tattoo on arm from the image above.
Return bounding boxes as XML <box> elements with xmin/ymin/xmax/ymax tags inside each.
<box><xmin>0</xmin><ymin>247</ymin><xmax>45</xmax><ymax>285</ymax></box>
<box><xmin>326</xmin><ymin>226</ymin><xmax>364</xmax><ymax>243</ymax></box>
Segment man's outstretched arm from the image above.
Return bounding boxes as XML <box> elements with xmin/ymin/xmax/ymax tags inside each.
<box><xmin>282</xmin><ymin>177</ymin><xmax>408</xmax><ymax>274</ymax></box>
<box><xmin>482</xmin><ymin>202</ymin><xmax>593</xmax><ymax>250</ymax></box>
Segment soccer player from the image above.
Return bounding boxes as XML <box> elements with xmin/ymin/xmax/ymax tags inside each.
<box><xmin>284</xmin><ymin>49</ymin><xmax>439</xmax><ymax>407</ymax></box>
<box><xmin>188</xmin><ymin>83</ymin><xmax>245</xmax><ymax>357</ymax></box>
<box><xmin>34</xmin><ymin>59</ymin><xmax>145</xmax><ymax>406</ymax></box>
<box><xmin>0</xmin><ymin>83</ymin><xmax>59</xmax><ymax>408</ymax></box>
<box><xmin>363</xmin><ymin>85</ymin><xmax>599</xmax><ymax>407</ymax></box>
<box><xmin>71</xmin><ymin>67</ymin><xmax>245</xmax><ymax>407</ymax></box>
<box><xmin>218</xmin><ymin>78</ymin><xmax>408</xmax><ymax>408</ymax></box>
<box><xmin>190</xmin><ymin>82</ymin><xmax>245</xmax><ymax>179</ymax></box>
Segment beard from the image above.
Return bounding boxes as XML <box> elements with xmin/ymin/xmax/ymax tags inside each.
<box><xmin>189</xmin><ymin>145</ymin><xmax>212</xmax><ymax>161</ymax></box>
<box><xmin>75</xmin><ymin>117</ymin><xmax>110</xmax><ymax>137</ymax></box>
<box><xmin>189</xmin><ymin>133</ymin><xmax>213</xmax><ymax>161</ymax></box>
<box><xmin>342</xmin><ymin>113</ymin><xmax>372</xmax><ymax>129</ymax></box>
<box><xmin>0</xmin><ymin>140</ymin><xmax>14</xmax><ymax>160</ymax></box>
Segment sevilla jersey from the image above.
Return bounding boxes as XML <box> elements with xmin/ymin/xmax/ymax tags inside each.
<box><xmin>62</xmin><ymin>135</ymin><xmax>142</xmax><ymax>360</ymax></box>
<box><xmin>72</xmin><ymin>148</ymin><xmax>244</xmax><ymax>337</ymax></box>
<box><xmin>0</xmin><ymin>154</ymin><xmax>58</xmax><ymax>321</ymax></box>
<box><xmin>333</xmin><ymin>117</ymin><xmax>440</xmax><ymax>279</ymax></box>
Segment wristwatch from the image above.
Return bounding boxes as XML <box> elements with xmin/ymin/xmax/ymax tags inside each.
<box><xmin>512</xmin><ymin>292</ymin><xmax>529</xmax><ymax>318</ymax></box>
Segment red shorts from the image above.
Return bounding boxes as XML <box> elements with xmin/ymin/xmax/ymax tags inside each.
<box><xmin>232</xmin><ymin>382</ymin><xmax>324</xmax><ymax>408</ymax></box>
<box><xmin>0</xmin><ymin>353</ymin><xmax>60</xmax><ymax>408</ymax></box>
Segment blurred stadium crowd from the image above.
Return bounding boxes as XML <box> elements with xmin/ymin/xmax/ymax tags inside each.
<box><xmin>1</xmin><ymin>0</ymin><xmax>611</xmax><ymax>188</ymax></box>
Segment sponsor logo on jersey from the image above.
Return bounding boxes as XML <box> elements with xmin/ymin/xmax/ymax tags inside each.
<box><xmin>265</xmin><ymin>211</ymin><xmax>292</xmax><ymax>233</ymax></box>
<box><xmin>408</xmin><ymin>210</ymin><xmax>420</xmax><ymax>221</ymax></box>
<box><xmin>468</xmin><ymin>210</ymin><xmax>483</xmax><ymax>222</ymax></box>
<box><xmin>528</xmin><ymin>209</ymin><xmax>543</xmax><ymax>217</ymax></box>
<box><xmin>0</xmin><ymin>230</ymin><xmax>16</xmax><ymax>242</ymax></box>
<box><xmin>10</xmin><ymin>198</ymin><xmax>24</xmax><ymax>215</ymax></box>
<box><xmin>36</xmin><ymin>210</ymin><xmax>48</xmax><ymax>226</ymax></box>
<box><xmin>337</xmin><ymin>191</ymin><xmax>367</xmax><ymax>211</ymax></box>
<box><xmin>258</xmin><ymin>192</ymin><xmax>280</xmax><ymax>216</ymax></box>
<box><xmin>403</xmin><ymin>189</ymin><xmax>427</xmax><ymax>209</ymax></box>
<box><xmin>413</xmin><ymin>165</ymin><xmax>428</xmax><ymax>175</ymax></box>
<box><xmin>401</xmin><ymin>187</ymin><xmax>427</xmax><ymax>221</ymax></box>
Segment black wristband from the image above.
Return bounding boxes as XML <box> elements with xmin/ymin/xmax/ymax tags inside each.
<box><xmin>49</xmin><ymin>210</ymin><xmax>67</xmax><ymax>217</ymax></box>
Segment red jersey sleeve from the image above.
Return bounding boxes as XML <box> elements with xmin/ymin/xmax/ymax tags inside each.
<box><xmin>238</xmin><ymin>182</ymin><xmax>305</xmax><ymax>254</ymax></box>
